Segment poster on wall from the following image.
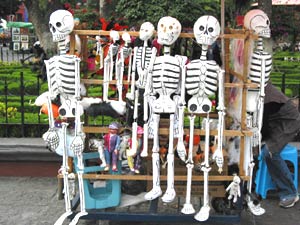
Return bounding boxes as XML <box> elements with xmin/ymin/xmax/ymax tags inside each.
<box><xmin>13</xmin><ymin>42</ymin><xmax>20</xmax><ymax>51</ymax></box>
<box><xmin>12</xmin><ymin>27</ymin><xmax>20</xmax><ymax>35</ymax></box>
<box><xmin>12</xmin><ymin>35</ymin><xmax>20</xmax><ymax>42</ymax></box>
<box><xmin>21</xmin><ymin>35</ymin><xmax>29</xmax><ymax>42</ymax></box>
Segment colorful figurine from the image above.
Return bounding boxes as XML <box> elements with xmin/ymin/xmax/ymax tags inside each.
<box><xmin>103</xmin><ymin>122</ymin><xmax>121</xmax><ymax>172</ymax></box>
<box><xmin>126</xmin><ymin>126</ymin><xmax>144</xmax><ymax>174</ymax></box>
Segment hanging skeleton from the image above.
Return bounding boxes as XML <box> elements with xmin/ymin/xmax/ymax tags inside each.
<box><xmin>126</xmin><ymin>22</ymin><xmax>156</xmax><ymax>158</ymax></box>
<box><xmin>182</xmin><ymin>16</ymin><xmax>225</xmax><ymax>221</ymax></box>
<box><xmin>243</xmin><ymin>9</ymin><xmax>271</xmax><ymax>216</ymax></box>
<box><xmin>41</xmin><ymin>9</ymin><xmax>87</xmax><ymax>225</ymax></box>
<box><xmin>144</xmin><ymin>16</ymin><xmax>186</xmax><ymax>203</ymax></box>
<box><xmin>115</xmin><ymin>32</ymin><xmax>132</xmax><ymax>102</ymax></box>
<box><xmin>103</xmin><ymin>30</ymin><xmax>120</xmax><ymax>102</ymax></box>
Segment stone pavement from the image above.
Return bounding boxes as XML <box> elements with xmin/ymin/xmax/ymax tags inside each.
<box><xmin>0</xmin><ymin>138</ymin><xmax>299</xmax><ymax>225</ymax></box>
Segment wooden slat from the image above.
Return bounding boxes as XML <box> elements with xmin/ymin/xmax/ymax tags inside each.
<box><xmin>58</xmin><ymin>173</ymin><xmax>250</xmax><ymax>181</ymax></box>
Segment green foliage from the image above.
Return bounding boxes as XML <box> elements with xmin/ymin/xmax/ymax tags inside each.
<box><xmin>115</xmin><ymin>0</ymin><xmax>220</xmax><ymax>28</ymax></box>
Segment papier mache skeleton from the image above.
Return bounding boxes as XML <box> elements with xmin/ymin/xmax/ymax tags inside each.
<box><xmin>126</xmin><ymin>21</ymin><xmax>156</xmax><ymax>158</ymax></box>
<box><xmin>42</xmin><ymin>10</ymin><xmax>87</xmax><ymax>225</ymax></box>
<box><xmin>103</xmin><ymin>30</ymin><xmax>120</xmax><ymax>102</ymax></box>
<box><xmin>144</xmin><ymin>16</ymin><xmax>187</xmax><ymax>203</ymax></box>
<box><xmin>181</xmin><ymin>16</ymin><xmax>225</xmax><ymax>222</ymax></box>
<box><xmin>243</xmin><ymin>9</ymin><xmax>271</xmax><ymax>216</ymax></box>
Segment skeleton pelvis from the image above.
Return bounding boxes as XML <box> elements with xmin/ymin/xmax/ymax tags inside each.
<box><xmin>152</xmin><ymin>95</ymin><xmax>176</xmax><ymax>113</ymax></box>
<box><xmin>188</xmin><ymin>96</ymin><xmax>211</xmax><ymax>113</ymax></box>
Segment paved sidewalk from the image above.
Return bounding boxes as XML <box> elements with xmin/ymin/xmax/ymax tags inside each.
<box><xmin>0</xmin><ymin>138</ymin><xmax>299</xmax><ymax>225</ymax></box>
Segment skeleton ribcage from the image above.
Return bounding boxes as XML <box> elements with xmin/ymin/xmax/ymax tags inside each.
<box><xmin>152</xmin><ymin>56</ymin><xmax>181</xmax><ymax>96</ymax></box>
<box><xmin>136</xmin><ymin>47</ymin><xmax>152</xmax><ymax>69</ymax></box>
<box><xmin>249</xmin><ymin>51</ymin><xmax>272</xmax><ymax>86</ymax></box>
<box><xmin>121</xmin><ymin>46</ymin><xmax>132</xmax><ymax>59</ymax></box>
<box><xmin>186</xmin><ymin>59</ymin><xmax>218</xmax><ymax>96</ymax></box>
<box><xmin>45</xmin><ymin>55</ymin><xmax>80</xmax><ymax>98</ymax></box>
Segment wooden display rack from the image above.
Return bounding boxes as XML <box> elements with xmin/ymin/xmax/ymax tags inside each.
<box><xmin>62</xmin><ymin>28</ymin><xmax>258</xmax><ymax>222</ymax></box>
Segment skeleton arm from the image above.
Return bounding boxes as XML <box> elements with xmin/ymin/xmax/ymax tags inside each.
<box><xmin>213</xmin><ymin>69</ymin><xmax>225</xmax><ymax>173</ymax></box>
<box><xmin>141</xmin><ymin>47</ymin><xmax>156</xmax><ymax>157</ymax></box>
<box><xmin>176</xmin><ymin>56</ymin><xmax>187</xmax><ymax>161</ymax></box>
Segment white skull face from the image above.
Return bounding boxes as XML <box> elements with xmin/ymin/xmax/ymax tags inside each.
<box><xmin>157</xmin><ymin>16</ymin><xmax>181</xmax><ymax>46</ymax></box>
<box><xmin>122</xmin><ymin>32</ymin><xmax>131</xmax><ymax>45</ymax></box>
<box><xmin>110</xmin><ymin>30</ymin><xmax>120</xmax><ymax>43</ymax></box>
<box><xmin>244</xmin><ymin>9</ymin><xmax>270</xmax><ymax>38</ymax></box>
<box><xmin>193</xmin><ymin>15</ymin><xmax>220</xmax><ymax>46</ymax></box>
<box><xmin>49</xmin><ymin>10</ymin><xmax>74</xmax><ymax>42</ymax></box>
<box><xmin>139</xmin><ymin>22</ymin><xmax>155</xmax><ymax>41</ymax></box>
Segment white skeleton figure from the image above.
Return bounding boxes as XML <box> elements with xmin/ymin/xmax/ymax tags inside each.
<box><xmin>126</xmin><ymin>22</ymin><xmax>156</xmax><ymax>158</ymax></box>
<box><xmin>144</xmin><ymin>16</ymin><xmax>185</xmax><ymax>203</ymax></box>
<box><xmin>243</xmin><ymin>9</ymin><xmax>271</xmax><ymax>217</ymax></box>
<box><xmin>115</xmin><ymin>32</ymin><xmax>132</xmax><ymax>102</ymax></box>
<box><xmin>226</xmin><ymin>174</ymin><xmax>241</xmax><ymax>203</ymax></box>
<box><xmin>103</xmin><ymin>30</ymin><xmax>120</xmax><ymax>101</ymax></box>
<box><xmin>42</xmin><ymin>9</ymin><xmax>87</xmax><ymax>225</ymax></box>
<box><xmin>183</xmin><ymin>16</ymin><xmax>224</xmax><ymax>221</ymax></box>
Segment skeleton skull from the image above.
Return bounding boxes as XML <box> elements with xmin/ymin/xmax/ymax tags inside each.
<box><xmin>244</xmin><ymin>9</ymin><xmax>270</xmax><ymax>38</ymax></box>
<box><xmin>157</xmin><ymin>16</ymin><xmax>181</xmax><ymax>46</ymax></box>
<box><xmin>193</xmin><ymin>15</ymin><xmax>220</xmax><ymax>46</ymax></box>
<box><xmin>122</xmin><ymin>32</ymin><xmax>131</xmax><ymax>45</ymax></box>
<box><xmin>110</xmin><ymin>30</ymin><xmax>120</xmax><ymax>43</ymax></box>
<box><xmin>49</xmin><ymin>10</ymin><xmax>74</xmax><ymax>42</ymax></box>
<box><xmin>139</xmin><ymin>22</ymin><xmax>155</xmax><ymax>41</ymax></box>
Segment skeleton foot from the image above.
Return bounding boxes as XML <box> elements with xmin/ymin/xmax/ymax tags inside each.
<box><xmin>247</xmin><ymin>200</ymin><xmax>265</xmax><ymax>216</ymax></box>
<box><xmin>181</xmin><ymin>203</ymin><xmax>195</xmax><ymax>214</ymax></box>
<box><xmin>69</xmin><ymin>211</ymin><xmax>88</xmax><ymax>225</ymax></box>
<box><xmin>194</xmin><ymin>205</ymin><xmax>210</xmax><ymax>222</ymax></box>
<box><xmin>161</xmin><ymin>188</ymin><xmax>176</xmax><ymax>203</ymax></box>
<box><xmin>54</xmin><ymin>211</ymin><xmax>73</xmax><ymax>225</ymax></box>
<box><xmin>144</xmin><ymin>187</ymin><xmax>162</xmax><ymax>201</ymax></box>
<box><xmin>100</xmin><ymin>161</ymin><xmax>106</xmax><ymax>167</ymax></box>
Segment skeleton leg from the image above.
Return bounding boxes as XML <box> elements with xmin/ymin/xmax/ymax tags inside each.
<box><xmin>103</xmin><ymin>58</ymin><xmax>110</xmax><ymax>102</ymax></box>
<box><xmin>141</xmin><ymin>94</ymin><xmax>150</xmax><ymax>158</ymax></box>
<box><xmin>161</xmin><ymin>114</ymin><xmax>176</xmax><ymax>203</ymax></box>
<box><xmin>145</xmin><ymin>113</ymin><xmax>162</xmax><ymax>200</ymax></box>
<box><xmin>194</xmin><ymin>115</ymin><xmax>211</xmax><ymax>222</ymax></box>
<box><xmin>54</xmin><ymin>122</ymin><xmax>73</xmax><ymax>225</ymax></box>
<box><xmin>181</xmin><ymin>114</ymin><xmax>196</xmax><ymax>214</ymax></box>
<box><xmin>128</xmin><ymin>90</ymin><xmax>139</xmax><ymax>157</ymax></box>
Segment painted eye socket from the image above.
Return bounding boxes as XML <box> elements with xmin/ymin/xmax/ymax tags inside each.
<box><xmin>208</xmin><ymin>27</ymin><xmax>214</xmax><ymax>32</ymax></box>
<box><xmin>169</xmin><ymin>25</ymin><xmax>173</xmax><ymax>30</ymax></box>
<box><xmin>56</xmin><ymin>22</ymin><xmax>62</xmax><ymax>27</ymax></box>
<box><xmin>49</xmin><ymin>24</ymin><xmax>52</xmax><ymax>28</ymax></box>
<box><xmin>200</xmin><ymin>26</ymin><xmax>205</xmax><ymax>31</ymax></box>
<box><xmin>266</xmin><ymin>20</ymin><xmax>270</xmax><ymax>25</ymax></box>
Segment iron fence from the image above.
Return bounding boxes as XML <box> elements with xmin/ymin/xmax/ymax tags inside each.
<box><xmin>0</xmin><ymin>46</ymin><xmax>33</xmax><ymax>63</ymax></box>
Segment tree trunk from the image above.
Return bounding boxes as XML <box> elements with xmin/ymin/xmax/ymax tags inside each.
<box><xmin>25</xmin><ymin>0</ymin><xmax>62</xmax><ymax>56</ymax></box>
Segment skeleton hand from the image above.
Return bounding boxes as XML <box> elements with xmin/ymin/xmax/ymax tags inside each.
<box><xmin>42</xmin><ymin>129</ymin><xmax>59</xmax><ymax>152</ymax></box>
<box><xmin>70</xmin><ymin>136</ymin><xmax>84</xmax><ymax>156</ymax></box>
<box><xmin>226</xmin><ymin>174</ymin><xmax>241</xmax><ymax>203</ymax></box>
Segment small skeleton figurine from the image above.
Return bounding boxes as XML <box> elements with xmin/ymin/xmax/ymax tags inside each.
<box><xmin>144</xmin><ymin>16</ymin><xmax>186</xmax><ymax>203</ymax></box>
<box><xmin>115</xmin><ymin>32</ymin><xmax>133</xmax><ymax>102</ymax></box>
<box><xmin>243</xmin><ymin>9</ymin><xmax>271</xmax><ymax>216</ymax></box>
<box><xmin>182</xmin><ymin>16</ymin><xmax>225</xmax><ymax>221</ymax></box>
<box><xmin>126</xmin><ymin>22</ymin><xmax>156</xmax><ymax>158</ymax></box>
<box><xmin>226</xmin><ymin>174</ymin><xmax>241</xmax><ymax>203</ymax></box>
<box><xmin>103</xmin><ymin>30</ymin><xmax>120</xmax><ymax>101</ymax></box>
<box><xmin>42</xmin><ymin>10</ymin><xmax>87</xmax><ymax>225</ymax></box>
